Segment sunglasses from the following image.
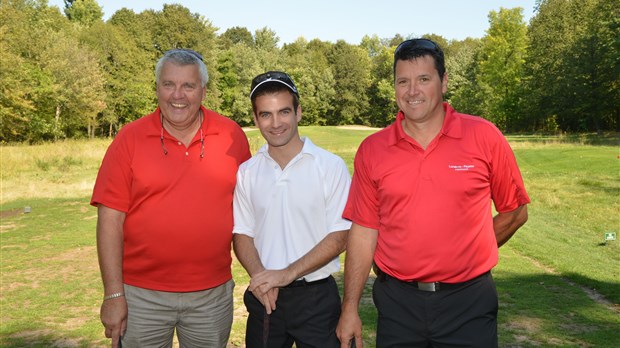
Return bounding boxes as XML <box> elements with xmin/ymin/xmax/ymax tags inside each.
<box><xmin>160</xmin><ymin>112</ymin><xmax>205</xmax><ymax>159</ymax></box>
<box><xmin>394</xmin><ymin>38</ymin><xmax>441</xmax><ymax>55</ymax></box>
<box><xmin>165</xmin><ymin>48</ymin><xmax>204</xmax><ymax>62</ymax></box>
<box><xmin>250</xmin><ymin>71</ymin><xmax>299</xmax><ymax>98</ymax></box>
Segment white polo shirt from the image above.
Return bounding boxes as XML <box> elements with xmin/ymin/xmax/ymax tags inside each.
<box><xmin>233</xmin><ymin>137</ymin><xmax>352</xmax><ymax>281</ymax></box>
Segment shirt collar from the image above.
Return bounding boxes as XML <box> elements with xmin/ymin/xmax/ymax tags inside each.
<box><xmin>257</xmin><ymin>136</ymin><xmax>318</xmax><ymax>158</ymax></box>
<box><xmin>388</xmin><ymin>102</ymin><xmax>462</xmax><ymax>146</ymax></box>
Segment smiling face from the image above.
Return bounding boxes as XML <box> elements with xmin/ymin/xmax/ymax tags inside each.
<box><xmin>156</xmin><ymin>61</ymin><xmax>206</xmax><ymax>132</ymax></box>
<box><xmin>394</xmin><ymin>55</ymin><xmax>448</xmax><ymax>126</ymax></box>
<box><xmin>253</xmin><ymin>90</ymin><xmax>303</xmax><ymax>153</ymax></box>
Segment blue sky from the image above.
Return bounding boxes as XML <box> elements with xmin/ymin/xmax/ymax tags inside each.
<box><xmin>48</xmin><ymin>0</ymin><xmax>538</xmax><ymax>44</ymax></box>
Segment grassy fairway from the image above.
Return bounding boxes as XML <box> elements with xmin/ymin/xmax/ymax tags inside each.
<box><xmin>1</xmin><ymin>129</ymin><xmax>618</xmax><ymax>347</ymax></box>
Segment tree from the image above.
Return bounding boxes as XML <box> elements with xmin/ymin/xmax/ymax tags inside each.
<box><xmin>444</xmin><ymin>38</ymin><xmax>480</xmax><ymax>105</ymax></box>
<box><xmin>215</xmin><ymin>43</ymin><xmax>264</xmax><ymax>125</ymax></box>
<box><xmin>218</xmin><ymin>26</ymin><xmax>254</xmax><ymax>49</ymax></box>
<box><xmin>282</xmin><ymin>38</ymin><xmax>336</xmax><ymax>126</ymax></box>
<box><xmin>63</xmin><ymin>0</ymin><xmax>103</xmax><ymax>26</ymax></box>
<box><xmin>79</xmin><ymin>21</ymin><xmax>155</xmax><ymax>136</ymax></box>
<box><xmin>574</xmin><ymin>0</ymin><xmax>619</xmax><ymax>132</ymax></box>
<box><xmin>360</xmin><ymin>34</ymin><xmax>383</xmax><ymax>58</ymax></box>
<box><xmin>386</xmin><ymin>34</ymin><xmax>406</xmax><ymax>47</ymax></box>
<box><xmin>475</xmin><ymin>7</ymin><xmax>528</xmax><ymax>131</ymax></box>
<box><xmin>364</xmin><ymin>40</ymin><xmax>397</xmax><ymax>127</ymax></box>
<box><xmin>254</xmin><ymin>27</ymin><xmax>280</xmax><ymax>50</ymax></box>
<box><xmin>0</xmin><ymin>49</ymin><xmax>37</xmax><ymax>142</ymax></box>
<box><xmin>0</xmin><ymin>0</ymin><xmax>78</xmax><ymax>142</ymax></box>
<box><xmin>39</xmin><ymin>30</ymin><xmax>106</xmax><ymax>139</ymax></box>
<box><xmin>326</xmin><ymin>40</ymin><xmax>372</xmax><ymax>125</ymax></box>
<box><xmin>150</xmin><ymin>4</ymin><xmax>221</xmax><ymax>108</ymax></box>
<box><xmin>523</xmin><ymin>0</ymin><xmax>612</xmax><ymax>132</ymax></box>
<box><xmin>0</xmin><ymin>2</ymin><xmax>35</xmax><ymax>141</ymax></box>
<box><xmin>108</xmin><ymin>8</ymin><xmax>155</xmax><ymax>54</ymax></box>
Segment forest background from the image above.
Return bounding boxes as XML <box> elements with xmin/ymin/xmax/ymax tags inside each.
<box><xmin>1</xmin><ymin>0</ymin><xmax>618</xmax><ymax>143</ymax></box>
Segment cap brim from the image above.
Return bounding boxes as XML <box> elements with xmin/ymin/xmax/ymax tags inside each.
<box><xmin>250</xmin><ymin>79</ymin><xmax>298</xmax><ymax>99</ymax></box>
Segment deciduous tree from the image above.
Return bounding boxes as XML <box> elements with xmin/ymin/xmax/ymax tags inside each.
<box><xmin>476</xmin><ymin>7</ymin><xmax>528</xmax><ymax>131</ymax></box>
<box><xmin>63</xmin><ymin>0</ymin><xmax>103</xmax><ymax>26</ymax></box>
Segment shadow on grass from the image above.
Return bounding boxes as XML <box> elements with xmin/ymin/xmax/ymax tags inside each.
<box><xmin>559</xmin><ymin>272</ymin><xmax>620</xmax><ymax>310</ymax></box>
<box><xmin>331</xmin><ymin>270</ymin><xmax>619</xmax><ymax>348</ymax></box>
<box><xmin>508</xmin><ymin>132</ymin><xmax>620</xmax><ymax>146</ymax></box>
<box><xmin>576</xmin><ymin>179</ymin><xmax>620</xmax><ymax>197</ymax></box>
<box><xmin>0</xmin><ymin>333</ymin><xmax>103</xmax><ymax>348</ymax></box>
<box><xmin>1</xmin><ymin>271</ymin><xmax>618</xmax><ymax>348</ymax></box>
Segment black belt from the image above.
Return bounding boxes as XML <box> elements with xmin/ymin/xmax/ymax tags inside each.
<box><xmin>375</xmin><ymin>266</ymin><xmax>489</xmax><ymax>292</ymax></box>
<box><xmin>283</xmin><ymin>275</ymin><xmax>331</xmax><ymax>288</ymax></box>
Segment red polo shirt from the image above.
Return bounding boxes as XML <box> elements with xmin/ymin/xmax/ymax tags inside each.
<box><xmin>91</xmin><ymin>106</ymin><xmax>251</xmax><ymax>291</ymax></box>
<box><xmin>344</xmin><ymin>103</ymin><xmax>530</xmax><ymax>283</ymax></box>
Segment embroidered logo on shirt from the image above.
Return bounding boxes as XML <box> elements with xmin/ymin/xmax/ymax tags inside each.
<box><xmin>448</xmin><ymin>164</ymin><xmax>475</xmax><ymax>171</ymax></box>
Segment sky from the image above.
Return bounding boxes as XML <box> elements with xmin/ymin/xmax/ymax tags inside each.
<box><xmin>48</xmin><ymin>0</ymin><xmax>539</xmax><ymax>45</ymax></box>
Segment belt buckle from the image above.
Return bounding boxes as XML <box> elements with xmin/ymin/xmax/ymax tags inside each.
<box><xmin>417</xmin><ymin>282</ymin><xmax>437</xmax><ymax>292</ymax></box>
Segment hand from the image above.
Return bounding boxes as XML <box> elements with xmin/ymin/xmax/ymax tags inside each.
<box><xmin>249</xmin><ymin>269</ymin><xmax>294</xmax><ymax>293</ymax></box>
<box><xmin>249</xmin><ymin>286</ymin><xmax>279</xmax><ymax>314</ymax></box>
<box><xmin>100</xmin><ymin>297</ymin><xmax>128</xmax><ymax>348</ymax></box>
<box><xmin>249</xmin><ymin>269</ymin><xmax>295</xmax><ymax>313</ymax></box>
<box><xmin>336</xmin><ymin>308</ymin><xmax>363</xmax><ymax>348</ymax></box>
<box><xmin>258</xmin><ymin>287</ymin><xmax>279</xmax><ymax>314</ymax></box>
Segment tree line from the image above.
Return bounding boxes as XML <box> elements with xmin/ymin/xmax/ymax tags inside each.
<box><xmin>1</xmin><ymin>0</ymin><xmax>617</xmax><ymax>143</ymax></box>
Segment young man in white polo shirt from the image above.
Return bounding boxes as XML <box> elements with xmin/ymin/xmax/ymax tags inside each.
<box><xmin>233</xmin><ymin>71</ymin><xmax>351</xmax><ymax>348</ymax></box>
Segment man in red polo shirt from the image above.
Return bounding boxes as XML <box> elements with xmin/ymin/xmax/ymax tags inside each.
<box><xmin>336</xmin><ymin>38</ymin><xmax>530</xmax><ymax>347</ymax></box>
<box><xmin>91</xmin><ymin>49</ymin><xmax>250</xmax><ymax>348</ymax></box>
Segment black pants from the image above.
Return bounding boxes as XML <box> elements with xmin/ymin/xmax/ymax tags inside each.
<box><xmin>373</xmin><ymin>272</ymin><xmax>498</xmax><ymax>348</ymax></box>
<box><xmin>244</xmin><ymin>276</ymin><xmax>341</xmax><ymax>348</ymax></box>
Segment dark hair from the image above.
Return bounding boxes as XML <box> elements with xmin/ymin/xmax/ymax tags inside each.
<box><xmin>250</xmin><ymin>71</ymin><xmax>300</xmax><ymax>114</ymax></box>
<box><xmin>393</xmin><ymin>38</ymin><xmax>445</xmax><ymax>80</ymax></box>
<box><xmin>250</xmin><ymin>83</ymin><xmax>300</xmax><ymax>115</ymax></box>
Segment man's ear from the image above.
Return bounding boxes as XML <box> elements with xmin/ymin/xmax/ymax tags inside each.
<box><xmin>296</xmin><ymin>105</ymin><xmax>302</xmax><ymax>123</ymax></box>
<box><xmin>441</xmin><ymin>72</ymin><xmax>449</xmax><ymax>95</ymax></box>
<box><xmin>253</xmin><ymin>112</ymin><xmax>259</xmax><ymax>127</ymax></box>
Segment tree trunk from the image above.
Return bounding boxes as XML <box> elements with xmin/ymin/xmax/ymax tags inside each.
<box><xmin>54</xmin><ymin>105</ymin><xmax>61</xmax><ymax>141</ymax></box>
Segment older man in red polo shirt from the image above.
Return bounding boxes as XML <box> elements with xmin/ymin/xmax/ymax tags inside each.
<box><xmin>91</xmin><ymin>49</ymin><xmax>250</xmax><ymax>348</ymax></box>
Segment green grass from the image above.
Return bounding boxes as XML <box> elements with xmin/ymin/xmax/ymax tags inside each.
<box><xmin>1</xmin><ymin>197</ymin><xmax>104</xmax><ymax>347</ymax></box>
<box><xmin>1</xmin><ymin>130</ymin><xmax>619</xmax><ymax>347</ymax></box>
<box><xmin>509</xmin><ymin>142</ymin><xmax>620</xmax><ymax>303</ymax></box>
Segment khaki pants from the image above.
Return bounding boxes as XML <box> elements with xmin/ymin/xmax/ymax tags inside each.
<box><xmin>121</xmin><ymin>279</ymin><xmax>234</xmax><ymax>348</ymax></box>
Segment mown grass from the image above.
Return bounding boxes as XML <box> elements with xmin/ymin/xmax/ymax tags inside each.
<box><xmin>1</xmin><ymin>129</ymin><xmax>619</xmax><ymax>347</ymax></box>
<box><xmin>509</xmin><ymin>142</ymin><xmax>620</xmax><ymax>303</ymax></box>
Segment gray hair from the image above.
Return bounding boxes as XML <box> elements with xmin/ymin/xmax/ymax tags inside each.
<box><xmin>155</xmin><ymin>49</ymin><xmax>209</xmax><ymax>87</ymax></box>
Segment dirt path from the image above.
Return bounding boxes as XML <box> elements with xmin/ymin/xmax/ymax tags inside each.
<box><xmin>523</xmin><ymin>254</ymin><xmax>620</xmax><ymax>314</ymax></box>
<box><xmin>0</xmin><ymin>208</ymin><xmax>23</xmax><ymax>219</ymax></box>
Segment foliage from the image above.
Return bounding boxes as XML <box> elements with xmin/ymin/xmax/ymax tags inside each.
<box><xmin>283</xmin><ymin>38</ymin><xmax>337</xmax><ymax>126</ymax></box>
<box><xmin>327</xmin><ymin>41</ymin><xmax>372</xmax><ymax>125</ymax></box>
<box><xmin>524</xmin><ymin>0</ymin><xmax>618</xmax><ymax>132</ymax></box>
<box><xmin>218</xmin><ymin>26</ymin><xmax>254</xmax><ymax>49</ymax></box>
<box><xmin>444</xmin><ymin>38</ymin><xmax>480</xmax><ymax>105</ymax></box>
<box><xmin>0</xmin><ymin>0</ymin><xmax>618</xmax><ymax>143</ymax></box>
<box><xmin>0</xmin><ymin>0</ymin><xmax>103</xmax><ymax>142</ymax></box>
<box><xmin>63</xmin><ymin>0</ymin><xmax>103</xmax><ymax>26</ymax></box>
<box><xmin>476</xmin><ymin>7</ymin><xmax>528</xmax><ymax>132</ymax></box>
<box><xmin>79</xmin><ymin>21</ymin><xmax>155</xmax><ymax>136</ymax></box>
